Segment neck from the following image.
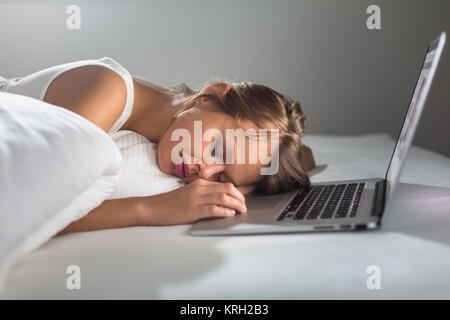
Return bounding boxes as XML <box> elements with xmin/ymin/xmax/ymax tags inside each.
<box><xmin>126</xmin><ymin>78</ymin><xmax>187</xmax><ymax>143</ymax></box>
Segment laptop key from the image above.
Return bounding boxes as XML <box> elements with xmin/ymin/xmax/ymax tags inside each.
<box><xmin>335</xmin><ymin>184</ymin><xmax>358</xmax><ymax>218</ymax></box>
<box><xmin>276</xmin><ymin>207</ymin><xmax>290</xmax><ymax>221</ymax></box>
<box><xmin>293</xmin><ymin>186</ymin><xmax>323</xmax><ymax>220</ymax></box>
<box><xmin>349</xmin><ymin>183</ymin><xmax>365</xmax><ymax>217</ymax></box>
<box><xmin>321</xmin><ymin>185</ymin><xmax>345</xmax><ymax>218</ymax></box>
<box><xmin>335</xmin><ymin>208</ymin><xmax>349</xmax><ymax>218</ymax></box>
<box><xmin>277</xmin><ymin>187</ymin><xmax>311</xmax><ymax>221</ymax></box>
<box><xmin>292</xmin><ymin>183</ymin><xmax>365</xmax><ymax>221</ymax></box>
<box><xmin>288</xmin><ymin>188</ymin><xmax>310</xmax><ymax>211</ymax></box>
<box><xmin>307</xmin><ymin>185</ymin><xmax>334</xmax><ymax>219</ymax></box>
<box><xmin>294</xmin><ymin>206</ymin><xmax>309</xmax><ymax>220</ymax></box>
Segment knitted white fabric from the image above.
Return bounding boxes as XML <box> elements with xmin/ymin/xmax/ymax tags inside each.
<box><xmin>108</xmin><ymin>130</ymin><xmax>185</xmax><ymax>199</ymax></box>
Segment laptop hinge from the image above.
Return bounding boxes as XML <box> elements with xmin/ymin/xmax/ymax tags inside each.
<box><xmin>370</xmin><ymin>180</ymin><xmax>386</xmax><ymax>217</ymax></box>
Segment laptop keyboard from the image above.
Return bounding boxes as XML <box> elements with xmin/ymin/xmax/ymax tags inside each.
<box><xmin>277</xmin><ymin>183</ymin><xmax>365</xmax><ymax>221</ymax></box>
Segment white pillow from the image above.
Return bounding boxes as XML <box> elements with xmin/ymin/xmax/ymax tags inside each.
<box><xmin>108</xmin><ymin>130</ymin><xmax>185</xmax><ymax>199</ymax></box>
<box><xmin>0</xmin><ymin>92</ymin><xmax>122</xmax><ymax>290</ymax></box>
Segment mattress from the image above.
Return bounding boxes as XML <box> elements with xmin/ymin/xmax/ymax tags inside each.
<box><xmin>2</xmin><ymin>134</ymin><xmax>450</xmax><ymax>299</ymax></box>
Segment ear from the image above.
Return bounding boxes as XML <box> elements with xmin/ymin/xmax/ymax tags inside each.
<box><xmin>194</xmin><ymin>82</ymin><xmax>231</xmax><ymax>106</ymax></box>
<box><xmin>202</xmin><ymin>82</ymin><xmax>231</xmax><ymax>98</ymax></box>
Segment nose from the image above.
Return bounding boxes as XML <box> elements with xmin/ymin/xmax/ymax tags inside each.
<box><xmin>181</xmin><ymin>148</ymin><xmax>225</xmax><ymax>181</ymax></box>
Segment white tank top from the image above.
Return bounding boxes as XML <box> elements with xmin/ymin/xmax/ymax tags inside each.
<box><xmin>0</xmin><ymin>57</ymin><xmax>134</xmax><ymax>135</ymax></box>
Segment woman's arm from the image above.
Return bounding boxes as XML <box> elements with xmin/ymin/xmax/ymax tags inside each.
<box><xmin>56</xmin><ymin>178</ymin><xmax>247</xmax><ymax>236</ymax></box>
<box><xmin>57</xmin><ymin>197</ymin><xmax>145</xmax><ymax>235</ymax></box>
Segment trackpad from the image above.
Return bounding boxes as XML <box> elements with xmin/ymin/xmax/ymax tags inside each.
<box><xmin>246</xmin><ymin>194</ymin><xmax>284</xmax><ymax>210</ymax></box>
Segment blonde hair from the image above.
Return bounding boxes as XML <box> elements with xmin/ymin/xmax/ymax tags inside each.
<box><xmin>169</xmin><ymin>79</ymin><xmax>311</xmax><ymax>194</ymax></box>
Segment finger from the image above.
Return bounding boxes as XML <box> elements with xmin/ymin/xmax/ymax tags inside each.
<box><xmin>200</xmin><ymin>204</ymin><xmax>236</xmax><ymax>219</ymax></box>
<box><xmin>195</xmin><ymin>179</ymin><xmax>245</xmax><ymax>205</ymax></box>
<box><xmin>207</xmin><ymin>182</ymin><xmax>245</xmax><ymax>204</ymax></box>
<box><xmin>200</xmin><ymin>193</ymin><xmax>247</xmax><ymax>213</ymax></box>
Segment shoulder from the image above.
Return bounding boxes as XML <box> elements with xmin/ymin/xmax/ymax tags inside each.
<box><xmin>45</xmin><ymin>64</ymin><xmax>126</xmax><ymax>101</ymax></box>
<box><xmin>44</xmin><ymin>64</ymin><xmax>127</xmax><ymax>133</ymax></box>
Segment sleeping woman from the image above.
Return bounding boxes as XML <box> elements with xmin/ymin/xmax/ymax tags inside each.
<box><xmin>0</xmin><ymin>57</ymin><xmax>315</xmax><ymax>234</ymax></box>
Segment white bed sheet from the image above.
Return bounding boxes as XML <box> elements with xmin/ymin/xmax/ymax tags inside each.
<box><xmin>2</xmin><ymin>134</ymin><xmax>450</xmax><ymax>299</ymax></box>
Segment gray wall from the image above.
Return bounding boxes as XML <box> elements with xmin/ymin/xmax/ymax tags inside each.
<box><xmin>1</xmin><ymin>0</ymin><xmax>449</xmax><ymax>157</ymax></box>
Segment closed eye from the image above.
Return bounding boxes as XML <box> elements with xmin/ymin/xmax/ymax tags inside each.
<box><xmin>217</xmin><ymin>171</ymin><xmax>237</xmax><ymax>186</ymax></box>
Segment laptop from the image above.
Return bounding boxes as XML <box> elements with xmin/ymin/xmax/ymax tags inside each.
<box><xmin>190</xmin><ymin>32</ymin><xmax>446</xmax><ymax>236</ymax></box>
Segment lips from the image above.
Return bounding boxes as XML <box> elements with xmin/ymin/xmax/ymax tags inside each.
<box><xmin>175</xmin><ymin>159</ymin><xmax>185</xmax><ymax>178</ymax></box>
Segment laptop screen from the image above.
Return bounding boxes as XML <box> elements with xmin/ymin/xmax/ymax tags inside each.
<box><xmin>384</xmin><ymin>32</ymin><xmax>446</xmax><ymax>202</ymax></box>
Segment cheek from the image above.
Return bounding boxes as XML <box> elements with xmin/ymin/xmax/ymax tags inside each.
<box><xmin>157</xmin><ymin>126</ymin><xmax>181</xmax><ymax>174</ymax></box>
<box><xmin>228</xmin><ymin>163</ymin><xmax>263</xmax><ymax>186</ymax></box>
<box><xmin>199</xmin><ymin>139</ymin><xmax>219</xmax><ymax>163</ymax></box>
<box><xmin>157</xmin><ymin>111</ymin><xmax>230</xmax><ymax>170</ymax></box>
<box><xmin>244</xmin><ymin>165</ymin><xmax>264</xmax><ymax>185</ymax></box>
<box><xmin>157</xmin><ymin>141</ymin><xmax>172</xmax><ymax>174</ymax></box>
<box><xmin>157</xmin><ymin>117</ymin><xmax>194</xmax><ymax>173</ymax></box>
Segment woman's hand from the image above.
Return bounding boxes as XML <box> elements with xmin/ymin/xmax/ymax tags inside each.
<box><xmin>140</xmin><ymin>178</ymin><xmax>247</xmax><ymax>225</ymax></box>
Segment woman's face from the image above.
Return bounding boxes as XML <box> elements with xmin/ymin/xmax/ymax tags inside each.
<box><xmin>157</xmin><ymin>101</ymin><xmax>265</xmax><ymax>194</ymax></box>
